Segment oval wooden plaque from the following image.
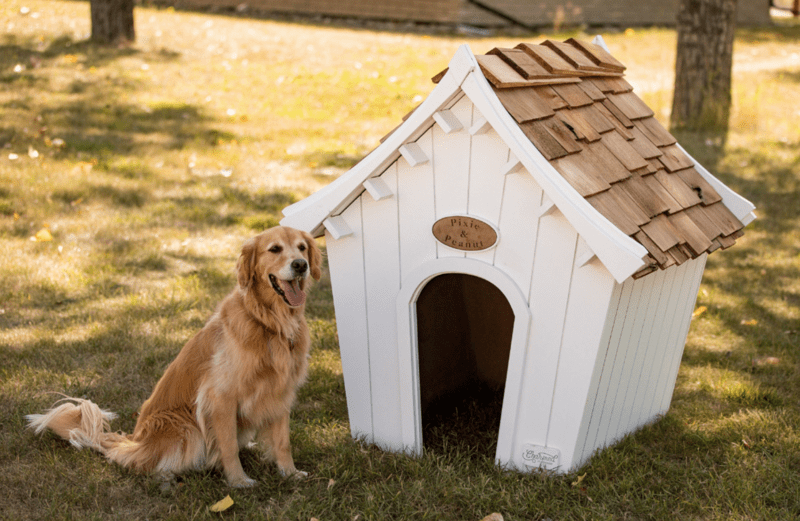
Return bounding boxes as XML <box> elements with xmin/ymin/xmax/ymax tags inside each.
<box><xmin>432</xmin><ymin>215</ymin><xmax>498</xmax><ymax>252</ymax></box>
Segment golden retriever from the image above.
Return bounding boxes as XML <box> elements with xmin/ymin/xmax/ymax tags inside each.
<box><xmin>26</xmin><ymin>226</ymin><xmax>322</xmax><ymax>487</ymax></box>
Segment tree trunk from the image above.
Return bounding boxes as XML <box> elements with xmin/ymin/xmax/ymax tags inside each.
<box><xmin>671</xmin><ymin>0</ymin><xmax>737</xmax><ymax>131</ymax></box>
<box><xmin>90</xmin><ymin>0</ymin><xmax>135</xmax><ymax>45</ymax></box>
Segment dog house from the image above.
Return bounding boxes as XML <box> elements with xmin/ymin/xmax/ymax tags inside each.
<box><xmin>280</xmin><ymin>37</ymin><xmax>756</xmax><ymax>473</ymax></box>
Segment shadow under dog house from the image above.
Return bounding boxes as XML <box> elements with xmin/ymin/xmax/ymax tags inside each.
<box><xmin>280</xmin><ymin>37</ymin><xmax>756</xmax><ymax>473</ymax></box>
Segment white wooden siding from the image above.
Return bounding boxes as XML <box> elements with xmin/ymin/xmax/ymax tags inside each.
<box><xmin>656</xmin><ymin>255</ymin><xmax>707</xmax><ymax>413</ymax></box>
<box><xmin>325</xmin><ymin>198</ymin><xmax>373</xmax><ymax>441</ymax></box>
<box><xmin>465</xmin><ymin>115</ymin><xmax>511</xmax><ymax>265</ymax></box>
<box><xmin>493</xmin><ymin>171</ymin><xmax>544</xmax><ymax>299</ymax></box>
<box><xmin>361</xmin><ymin>162</ymin><xmax>404</xmax><ymax>450</ymax></box>
<box><xmin>544</xmin><ymin>255</ymin><xmax>616</xmax><ymax>471</ymax></box>
<box><xmin>513</xmin><ymin>209</ymin><xmax>580</xmax><ymax>452</ymax></box>
<box><xmin>397</xmin><ymin>128</ymin><xmax>437</xmax><ymax>280</ymax></box>
<box><xmin>573</xmin><ymin>256</ymin><xmax>707</xmax><ymax>468</ymax></box>
<box><xmin>433</xmin><ymin>96</ymin><xmax>472</xmax><ymax>259</ymax></box>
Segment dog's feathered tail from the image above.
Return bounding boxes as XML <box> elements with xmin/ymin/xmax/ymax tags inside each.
<box><xmin>26</xmin><ymin>396</ymin><xmax>118</xmax><ymax>450</ymax></box>
<box><xmin>26</xmin><ymin>396</ymin><xmax>206</xmax><ymax>476</ymax></box>
<box><xmin>25</xmin><ymin>397</ymin><xmax>150</xmax><ymax>469</ymax></box>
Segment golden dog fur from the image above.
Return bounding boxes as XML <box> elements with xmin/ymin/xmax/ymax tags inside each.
<box><xmin>26</xmin><ymin>226</ymin><xmax>322</xmax><ymax>487</ymax></box>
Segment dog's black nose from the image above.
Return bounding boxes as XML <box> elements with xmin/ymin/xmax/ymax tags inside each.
<box><xmin>291</xmin><ymin>259</ymin><xmax>308</xmax><ymax>275</ymax></box>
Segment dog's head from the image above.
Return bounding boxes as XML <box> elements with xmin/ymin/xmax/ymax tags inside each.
<box><xmin>237</xmin><ymin>226</ymin><xmax>322</xmax><ymax>308</ymax></box>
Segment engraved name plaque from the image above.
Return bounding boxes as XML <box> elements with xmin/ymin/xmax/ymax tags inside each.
<box><xmin>432</xmin><ymin>215</ymin><xmax>498</xmax><ymax>252</ymax></box>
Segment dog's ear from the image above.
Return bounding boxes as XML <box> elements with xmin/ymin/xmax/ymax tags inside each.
<box><xmin>237</xmin><ymin>238</ymin><xmax>258</xmax><ymax>290</ymax></box>
<box><xmin>302</xmin><ymin>231</ymin><xmax>322</xmax><ymax>281</ymax></box>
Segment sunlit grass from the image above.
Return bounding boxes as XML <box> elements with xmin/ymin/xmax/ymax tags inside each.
<box><xmin>1</xmin><ymin>1</ymin><xmax>799</xmax><ymax>519</ymax></box>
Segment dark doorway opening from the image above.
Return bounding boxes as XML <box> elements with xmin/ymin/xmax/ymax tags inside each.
<box><xmin>416</xmin><ymin>273</ymin><xmax>514</xmax><ymax>458</ymax></box>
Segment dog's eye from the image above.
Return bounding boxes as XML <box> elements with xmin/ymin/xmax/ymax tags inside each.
<box><xmin>298</xmin><ymin>243</ymin><xmax>306</xmax><ymax>252</ymax></box>
<box><xmin>268</xmin><ymin>245</ymin><xmax>282</xmax><ymax>254</ymax></box>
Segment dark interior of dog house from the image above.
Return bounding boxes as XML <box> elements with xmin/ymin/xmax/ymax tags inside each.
<box><xmin>416</xmin><ymin>273</ymin><xmax>514</xmax><ymax>456</ymax></box>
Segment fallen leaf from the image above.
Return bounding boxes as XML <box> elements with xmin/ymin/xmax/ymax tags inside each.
<box><xmin>480</xmin><ymin>514</ymin><xmax>503</xmax><ymax>521</ymax></box>
<box><xmin>209</xmin><ymin>495</ymin><xmax>234</xmax><ymax>512</ymax></box>
<box><xmin>32</xmin><ymin>228</ymin><xmax>53</xmax><ymax>242</ymax></box>
<box><xmin>327</xmin><ymin>478</ymin><xmax>336</xmax><ymax>490</ymax></box>
<box><xmin>692</xmin><ymin>306</ymin><xmax>707</xmax><ymax>318</ymax></box>
<box><xmin>741</xmin><ymin>438</ymin><xmax>752</xmax><ymax>449</ymax></box>
<box><xmin>741</xmin><ymin>319</ymin><xmax>758</xmax><ymax>326</ymax></box>
<box><xmin>754</xmin><ymin>357</ymin><xmax>780</xmax><ymax>366</ymax></box>
<box><xmin>571</xmin><ymin>473</ymin><xmax>587</xmax><ymax>487</ymax></box>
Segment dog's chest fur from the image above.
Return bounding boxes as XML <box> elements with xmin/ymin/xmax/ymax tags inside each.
<box><xmin>205</xmin><ymin>308</ymin><xmax>310</xmax><ymax>430</ymax></box>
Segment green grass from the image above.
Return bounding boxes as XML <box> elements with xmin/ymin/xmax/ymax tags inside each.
<box><xmin>1</xmin><ymin>1</ymin><xmax>800</xmax><ymax>519</ymax></box>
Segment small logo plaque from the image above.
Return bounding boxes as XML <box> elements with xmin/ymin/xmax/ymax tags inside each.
<box><xmin>521</xmin><ymin>444</ymin><xmax>561</xmax><ymax>470</ymax></box>
<box><xmin>432</xmin><ymin>215</ymin><xmax>498</xmax><ymax>252</ymax></box>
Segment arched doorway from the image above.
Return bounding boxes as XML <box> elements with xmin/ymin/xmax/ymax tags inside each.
<box><xmin>396</xmin><ymin>257</ymin><xmax>532</xmax><ymax>465</ymax></box>
<box><xmin>415</xmin><ymin>273</ymin><xmax>515</xmax><ymax>456</ymax></box>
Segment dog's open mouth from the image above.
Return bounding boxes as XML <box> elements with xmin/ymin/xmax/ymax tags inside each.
<box><xmin>269</xmin><ymin>274</ymin><xmax>306</xmax><ymax>307</ymax></box>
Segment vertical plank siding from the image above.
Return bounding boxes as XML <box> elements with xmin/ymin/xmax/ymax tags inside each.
<box><xmin>492</xmin><ymin>172</ymin><xmax>544</xmax><ymax>297</ymax></box>
<box><xmin>546</xmin><ymin>255</ymin><xmax>617</xmax><ymax>470</ymax></box>
<box><xmin>325</xmin><ymin>199</ymin><xmax>373</xmax><ymax>441</ymax></box>
<box><xmin>513</xmin><ymin>209</ymin><xmax>580</xmax><ymax>449</ymax></box>
<box><xmin>573</xmin><ymin>256</ymin><xmax>707</xmax><ymax>468</ymax></box>
<box><xmin>624</xmin><ymin>268</ymin><xmax>669</xmax><ymax>433</ymax></box>
<box><xmin>433</xmin><ymin>96</ymin><xmax>472</xmax><ymax>259</ymax></box>
<box><xmin>465</xmin><ymin>113</ymin><xmax>511</xmax><ymax>265</ymax></box>
<box><xmin>397</xmin><ymin>129</ymin><xmax>437</xmax><ymax>280</ymax></box>
<box><xmin>361</xmin><ymin>162</ymin><xmax>404</xmax><ymax>450</ymax></box>
<box><xmin>657</xmin><ymin>254</ymin><xmax>707</xmax><ymax>412</ymax></box>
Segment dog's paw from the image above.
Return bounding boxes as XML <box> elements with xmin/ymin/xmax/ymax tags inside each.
<box><xmin>279</xmin><ymin>468</ymin><xmax>308</xmax><ymax>481</ymax></box>
<box><xmin>228</xmin><ymin>475</ymin><xmax>258</xmax><ymax>488</ymax></box>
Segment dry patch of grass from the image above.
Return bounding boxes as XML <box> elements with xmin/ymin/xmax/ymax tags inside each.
<box><xmin>1</xmin><ymin>1</ymin><xmax>800</xmax><ymax>519</ymax></box>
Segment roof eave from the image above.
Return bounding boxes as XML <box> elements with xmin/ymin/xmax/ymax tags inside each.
<box><xmin>675</xmin><ymin>143</ymin><xmax>756</xmax><ymax>226</ymax></box>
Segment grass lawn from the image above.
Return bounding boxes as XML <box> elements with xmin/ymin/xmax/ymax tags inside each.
<box><xmin>1</xmin><ymin>1</ymin><xmax>799</xmax><ymax>519</ymax></box>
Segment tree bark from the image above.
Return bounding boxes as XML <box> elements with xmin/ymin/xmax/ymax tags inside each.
<box><xmin>671</xmin><ymin>0</ymin><xmax>737</xmax><ymax>131</ymax></box>
<box><xmin>90</xmin><ymin>0</ymin><xmax>135</xmax><ymax>45</ymax></box>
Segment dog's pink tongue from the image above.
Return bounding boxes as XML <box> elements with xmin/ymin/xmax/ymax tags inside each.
<box><xmin>280</xmin><ymin>279</ymin><xmax>306</xmax><ymax>307</ymax></box>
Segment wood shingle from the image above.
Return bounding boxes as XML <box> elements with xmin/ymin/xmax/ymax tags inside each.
<box><xmin>473</xmin><ymin>38</ymin><xmax>745</xmax><ymax>275</ymax></box>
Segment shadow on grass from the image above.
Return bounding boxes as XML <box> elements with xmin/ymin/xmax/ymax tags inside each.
<box><xmin>0</xmin><ymin>33</ymin><xmax>178</xmax><ymax>71</ymax></box>
<box><xmin>587</xmin><ymin>412</ymin><xmax>800</xmax><ymax>512</ymax></box>
<box><xmin>672</xmin><ymin>132</ymin><xmax>800</xmax><ymax>402</ymax></box>
<box><xmin>772</xmin><ymin>69</ymin><xmax>800</xmax><ymax>84</ymax></box>
<box><xmin>0</xmin><ymin>34</ymin><xmax>237</xmax><ymax>159</ymax></box>
<box><xmin>736</xmin><ymin>23</ymin><xmax>800</xmax><ymax>44</ymax></box>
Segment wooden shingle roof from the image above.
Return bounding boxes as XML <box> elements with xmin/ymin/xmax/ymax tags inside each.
<box><xmin>434</xmin><ymin>38</ymin><xmax>746</xmax><ymax>279</ymax></box>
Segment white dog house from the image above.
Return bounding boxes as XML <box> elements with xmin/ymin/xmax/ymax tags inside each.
<box><xmin>280</xmin><ymin>37</ymin><xmax>755</xmax><ymax>473</ymax></box>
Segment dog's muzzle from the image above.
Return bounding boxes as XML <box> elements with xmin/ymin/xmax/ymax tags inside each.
<box><xmin>269</xmin><ymin>259</ymin><xmax>309</xmax><ymax>307</ymax></box>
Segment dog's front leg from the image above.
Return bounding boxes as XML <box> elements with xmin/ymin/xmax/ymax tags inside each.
<box><xmin>258</xmin><ymin>414</ymin><xmax>306</xmax><ymax>479</ymax></box>
<box><xmin>210</xmin><ymin>399</ymin><xmax>256</xmax><ymax>488</ymax></box>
